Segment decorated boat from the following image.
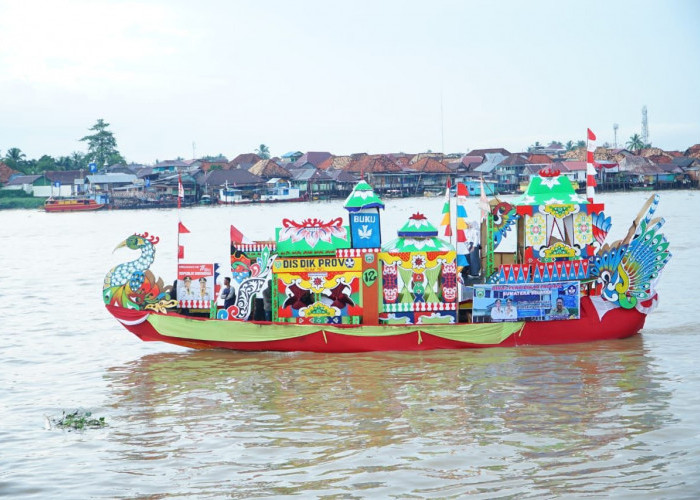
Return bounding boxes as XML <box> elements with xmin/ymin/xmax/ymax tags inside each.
<box><xmin>104</xmin><ymin>164</ymin><xmax>671</xmax><ymax>353</ymax></box>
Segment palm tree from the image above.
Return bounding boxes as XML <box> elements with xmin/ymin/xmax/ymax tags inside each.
<box><xmin>626</xmin><ymin>134</ymin><xmax>644</xmax><ymax>153</ymax></box>
<box><xmin>565</xmin><ymin>140</ymin><xmax>575</xmax><ymax>152</ymax></box>
<box><xmin>5</xmin><ymin>147</ymin><xmax>26</xmax><ymax>163</ymax></box>
<box><xmin>255</xmin><ymin>144</ymin><xmax>271</xmax><ymax>159</ymax></box>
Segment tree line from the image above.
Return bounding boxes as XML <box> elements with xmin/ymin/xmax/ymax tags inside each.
<box><xmin>2</xmin><ymin>119</ymin><xmax>125</xmax><ymax>174</ymax></box>
<box><xmin>528</xmin><ymin>134</ymin><xmax>650</xmax><ymax>153</ymax></box>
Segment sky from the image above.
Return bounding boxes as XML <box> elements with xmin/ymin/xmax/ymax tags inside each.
<box><xmin>1</xmin><ymin>0</ymin><xmax>699</xmax><ymax>164</ymax></box>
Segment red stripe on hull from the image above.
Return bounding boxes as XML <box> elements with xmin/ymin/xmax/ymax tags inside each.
<box><xmin>45</xmin><ymin>201</ymin><xmax>105</xmax><ymax>212</ymax></box>
<box><xmin>106</xmin><ymin>296</ymin><xmax>646</xmax><ymax>353</ymax></box>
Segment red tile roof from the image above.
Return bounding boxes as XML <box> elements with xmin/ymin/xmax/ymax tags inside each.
<box><xmin>527</xmin><ymin>154</ymin><xmax>553</xmax><ymax>164</ymax></box>
<box><xmin>345</xmin><ymin>155</ymin><xmax>402</xmax><ymax>173</ymax></box>
<box><xmin>249</xmin><ymin>159</ymin><xmax>292</xmax><ymax>179</ymax></box>
<box><xmin>229</xmin><ymin>153</ymin><xmax>261</xmax><ymax>167</ymax></box>
<box><xmin>411</xmin><ymin>157</ymin><xmax>452</xmax><ymax>173</ymax></box>
<box><xmin>559</xmin><ymin>161</ymin><xmax>587</xmax><ymax>172</ymax></box>
<box><xmin>0</xmin><ymin>162</ymin><xmax>20</xmax><ymax>184</ymax></box>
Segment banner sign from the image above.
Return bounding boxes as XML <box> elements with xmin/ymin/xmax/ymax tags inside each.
<box><xmin>177</xmin><ymin>263</ymin><xmax>215</xmax><ymax>308</ymax></box>
<box><xmin>473</xmin><ymin>280</ymin><xmax>580</xmax><ymax>322</ymax></box>
<box><xmin>349</xmin><ymin>212</ymin><xmax>381</xmax><ymax>248</ymax></box>
<box><xmin>274</xmin><ymin>256</ymin><xmax>362</xmax><ymax>273</ymax></box>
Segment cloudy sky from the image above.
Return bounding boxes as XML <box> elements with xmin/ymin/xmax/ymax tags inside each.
<box><xmin>1</xmin><ymin>0</ymin><xmax>698</xmax><ymax>164</ymax></box>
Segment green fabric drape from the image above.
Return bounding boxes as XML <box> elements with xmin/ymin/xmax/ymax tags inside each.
<box><xmin>424</xmin><ymin>266</ymin><xmax>441</xmax><ymax>303</ymax></box>
<box><xmin>148</xmin><ymin>313</ymin><xmax>523</xmax><ymax>345</ymax></box>
<box><xmin>397</xmin><ymin>266</ymin><xmax>413</xmax><ymax>304</ymax></box>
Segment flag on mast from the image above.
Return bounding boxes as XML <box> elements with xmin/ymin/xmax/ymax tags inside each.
<box><xmin>586</xmin><ymin>128</ymin><xmax>597</xmax><ymax>202</ymax></box>
<box><xmin>177</xmin><ymin>173</ymin><xmax>184</xmax><ymax>209</ymax></box>
<box><xmin>439</xmin><ymin>178</ymin><xmax>452</xmax><ymax>238</ymax></box>
<box><xmin>455</xmin><ymin>182</ymin><xmax>469</xmax><ymax>267</ymax></box>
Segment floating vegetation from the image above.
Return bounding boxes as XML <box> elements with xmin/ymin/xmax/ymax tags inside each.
<box><xmin>50</xmin><ymin>410</ymin><xmax>107</xmax><ymax>431</ymax></box>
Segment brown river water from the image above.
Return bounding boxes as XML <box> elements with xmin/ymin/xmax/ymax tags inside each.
<box><xmin>1</xmin><ymin>190</ymin><xmax>699</xmax><ymax>498</ymax></box>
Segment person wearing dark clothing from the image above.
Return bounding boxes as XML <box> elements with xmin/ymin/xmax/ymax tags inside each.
<box><xmin>222</xmin><ymin>277</ymin><xmax>236</xmax><ymax>308</ymax></box>
<box><xmin>262</xmin><ymin>280</ymin><xmax>272</xmax><ymax>321</ymax></box>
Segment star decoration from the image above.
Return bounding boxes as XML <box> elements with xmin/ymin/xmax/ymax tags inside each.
<box><xmin>540</xmin><ymin>176</ymin><xmax>560</xmax><ymax>189</ymax></box>
<box><xmin>544</xmin><ymin>198</ymin><xmax>563</xmax><ymax>205</ymax></box>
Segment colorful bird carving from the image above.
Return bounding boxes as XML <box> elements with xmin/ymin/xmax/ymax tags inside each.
<box><xmin>492</xmin><ymin>201</ymin><xmax>519</xmax><ymax>249</ymax></box>
<box><xmin>103</xmin><ymin>233</ymin><xmax>175</xmax><ymax>311</ymax></box>
<box><xmin>591</xmin><ymin>211</ymin><xmax>612</xmax><ymax>246</ymax></box>
<box><xmin>589</xmin><ymin>195</ymin><xmax>671</xmax><ymax>309</ymax></box>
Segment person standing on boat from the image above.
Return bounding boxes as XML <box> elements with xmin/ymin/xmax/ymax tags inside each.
<box><xmin>262</xmin><ymin>280</ymin><xmax>272</xmax><ymax>321</ymax></box>
<box><xmin>222</xmin><ymin>277</ymin><xmax>236</xmax><ymax>309</ymax></box>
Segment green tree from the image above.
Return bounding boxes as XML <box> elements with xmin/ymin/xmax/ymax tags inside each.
<box><xmin>80</xmin><ymin>119</ymin><xmax>125</xmax><ymax>167</ymax></box>
<box><xmin>36</xmin><ymin>155</ymin><xmax>57</xmax><ymax>172</ymax></box>
<box><xmin>565</xmin><ymin>140</ymin><xmax>575</xmax><ymax>152</ymax></box>
<box><xmin>255</xmin><ymin>144</ymin><xmax>270</xmax><ymax>159</ymax></box>
<box><xmin>626</xmin><ymin>134</ymin><xmax>644</xmax><ymax>153</ymax></box>
<box><xmin>576</xmin><ymin>140</ymin><xmax>586</xmax><ymax>149</ymax></box>
<box><xmin>4</xmin><ymin>147</ymin><xmax>26</xmax><ymax>170</ymax></box>
<box><xmin>70</xmin><ymin>151</ymin><xmax>87</xmax><ymax>169</ymax></box>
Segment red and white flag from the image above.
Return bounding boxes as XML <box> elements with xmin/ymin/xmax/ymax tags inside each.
<box><xmin>230</xmin><ymin>224</ymin><xmax>253</xmax><ymax>245</ymax></box>
<box><xmin>177</xmin><ymin>173</ymin><xmax>184</xmax><ymax>209</ymax></box>
<box><xmin>177</xmin><ymin>221</ymin><xmax>189</xmax><ymax>259</ymax></box>
<box><xmin>586</xmin><ymin>128</ymin><xmax>597</xmax><ymax>202</ymax></box>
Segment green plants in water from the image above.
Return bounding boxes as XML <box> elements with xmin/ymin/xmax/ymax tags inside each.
<box><xmin>50</xmin><ymin>410</ymin><xmax>107</xmax><ymax>431</ymax></box>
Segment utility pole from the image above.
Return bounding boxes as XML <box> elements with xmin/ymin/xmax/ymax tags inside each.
<box><xmin>641</xmin><ymin>106</ymin><xmax>649</xmax><ymax>145</ymax></box>
<box><xmin>613</xmin><ymin>123</ymin><xmax>619</xmax><ymax>148</ymax></box>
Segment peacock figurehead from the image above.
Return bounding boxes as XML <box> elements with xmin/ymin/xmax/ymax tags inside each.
<box><xmin>103</xmin><ymin>232</ymin><xmax>175</xmax><ymax>311</ymax></box>
<box><xmin>588</xmin><ymin>195</ymin><xmax>671</xmax><ymax>309</ymax></box>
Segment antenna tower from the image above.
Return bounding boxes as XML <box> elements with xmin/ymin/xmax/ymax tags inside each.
<box><xmin>641</xmin><ymin>106</ymin><xmax>649</xmax><ymax>145</ymax></box>
<box><xmin>613</xmin><ymin>123</ymin><xmax>619</xmax><ymax>148</ymax></box>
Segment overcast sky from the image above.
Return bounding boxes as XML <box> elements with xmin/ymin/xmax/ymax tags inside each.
<box><xmin>1</xmin><ymin>0</ymin><xmax>698</xmax><ymax>164</ymax></box>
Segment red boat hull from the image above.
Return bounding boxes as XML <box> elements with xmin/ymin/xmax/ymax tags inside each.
<box><xmin>45</xmin><ymin>199</ymin><xmax>105</xmax><ymax>212</ymax></box>
<box><xmin>106</xmin><ymin>296</ymin><xmax>647</xmax><ymax>353</ymax></box>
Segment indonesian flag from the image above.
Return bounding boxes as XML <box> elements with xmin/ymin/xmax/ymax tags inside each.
<box><xmin>586</xmin><ymin>128</ymin><xmax>597</xmax><ymax>202</ymax></box>
<box><xmin>439</xmin><ymin>178</ymin><xmax>452</xmax><ymax>237</ymax></box>
<box><xmin>177</xmin><ymin>173</ymin><xmax>184</xmax><ymax>209</ymax></box>
<box><xmin>230</xmin><ymin>224</ymin><xmax>253</xmax><ymax>245</ymax></box>
<box><xmin>178</xmin><ymin>221</ymin><xmax>189</xmax><ymax>259</ymax></box>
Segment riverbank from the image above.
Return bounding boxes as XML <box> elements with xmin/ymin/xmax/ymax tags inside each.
<box><xmin>0</xmin><ymin>191</ymin><xmax>46</xmax><ymax>209</ymax></box>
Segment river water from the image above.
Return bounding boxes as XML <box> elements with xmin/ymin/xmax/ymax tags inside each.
<box><xmin>1</xmin><ymin>190</ymin><xmax>699</xmax><ymax>498</ymax></box>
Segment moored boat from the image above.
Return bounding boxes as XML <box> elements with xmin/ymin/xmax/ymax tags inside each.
<box><xmin>104</xmin><ymin>172</ymin><xmax>671</xmax><ymax>352</ymax></box>
<box><xmin>45</xmin><ymin>196</ymin><xmax>106</xmax><ymax>212</ymax></box>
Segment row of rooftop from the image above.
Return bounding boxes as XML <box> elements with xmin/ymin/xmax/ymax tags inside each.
<box><xmin>3</xmin><ymin>143</ymin><xmax>700</xmax><ymax>202</ymax></box>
